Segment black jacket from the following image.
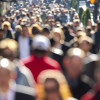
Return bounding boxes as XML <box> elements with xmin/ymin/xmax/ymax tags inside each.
<box><xmin>94</xmin><ymin>29</ymin><xmax>100</xmax><ymax>53</ymax></box>
<box><xmin>15</xmin><ymin>92</ymin><xmax>35</xmax><ymax>100</ymax></box>
<box><xmin>15</xmin><ymin>85</ymin><xmax>35</xmax><ymax>100</ymax></box>
<box><xmin>5</xmin><ymin>30</ymin><xmax>13</xmax><ymax>39</ymax></box>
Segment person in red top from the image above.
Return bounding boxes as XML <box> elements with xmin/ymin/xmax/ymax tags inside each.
<box><xmin>21</xmin><ymin>35</ymin><xmax>61</xmax><ymax>82</ymax></box>
<box><xmin>80</xmin><ymin>83</ymin><xmax>100</xmax><ymax>100</ymax></box>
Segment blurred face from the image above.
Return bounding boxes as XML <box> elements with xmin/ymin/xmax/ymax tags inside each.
<box><xmin>79</xmin><ymin>41</ymin><xmax>92</xmax><ymax>52</ymax></box>
<box><xmin>48</xmin><ymin>16</ymin><xmax>52</xmax><ymax>19</ymax></box>
<box><xmin>64</xmin><ymin>56</ymin><xmax>83</xmax><ymax>79</ymax></box>
<box><xmin>44</xmin><ymin>80</ymin><xmax>59</xmax><ymax>99</ymax></box>
<box><xmin>31</xmin><ymin>19</ymin><xmax>36</xmax><ymax>24</ymax></box>
<box><xmin>74</xmin><ymin>22</ymin><xmax>80</xmax><ymax>27</ymax></box>
<box><xmin>0</xmin><ymin>68</ymin><xmax>11</xmax><ymax>87</ymax></box>
<box><xmin>2</xmin><ymin>48</ymin><xmax>14</xmax><ymax>61</ymax></box>
<box><xmin>4</xmin><ymin>25</ymin><xmax>8</xmax><ymax>31</ymax></box>
<box><xmin>94</xmin><ymin>26</ymin><xmax>98</xmax><ymax>31</ymax></box>
<box><xmin>22</xmin><ymin>26</ymin><xmax>29</xmax><ymax>37</ymax></box>
<box><xmin>88</xmin><ymin>21</ymin><xmax>92</xmax><ymax>26</ymax></box>
<box><xmin>53</xmin><ymin>32</ymin><xmax>61</xmax><ymax>43</ymax></box>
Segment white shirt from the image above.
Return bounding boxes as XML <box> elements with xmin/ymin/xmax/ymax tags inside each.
<box><xmin>0</xmin><ymin>88</ymin><xmax>15</xmax><ymax>100</ymax></box>
<box><xmin>18</xmin><ymin>36</ymin><xmax>30</xmax><ymax>59</ymax></box>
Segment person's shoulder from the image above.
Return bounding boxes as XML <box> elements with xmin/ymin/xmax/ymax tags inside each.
<box><xmin>95</xmin><ymin>29</ymin><xmax>100</xmax><ymax>35</ymax></box>
<box><xmin>15</xmin><ymin>84</ymin><xmax>36</xmax><ymax>97</ymax></box>
<box><xmin>20</xmin><ymin>55</ymin><xmax>34</xmax><ymax>65</ymax></box>
<box><xmin>80</xmin><ymin>75</ymin><xmax>92</xmax><ymax>89</ymax></box>
<box><xmin>44</xmin><ymin>56</ymin><xmax>61</xmax><ymax>70</ymax></box>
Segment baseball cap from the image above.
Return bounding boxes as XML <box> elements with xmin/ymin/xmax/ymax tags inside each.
<box><xmin>32</xmin><ymin>35</ymin><xmax>51</xmax><ymax>51</ymax></box>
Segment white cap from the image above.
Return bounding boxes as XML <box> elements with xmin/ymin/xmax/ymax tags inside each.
<box><xmin>32</xmin><ymin>35</ymin><xmax>51</xmax><ymax>51</ymax></box>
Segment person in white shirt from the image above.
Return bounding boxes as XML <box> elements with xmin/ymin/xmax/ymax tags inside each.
<box><xmin>18</xmin><ymin>25</ymin><xmax>32</xmax><ymax>59</ymax></box>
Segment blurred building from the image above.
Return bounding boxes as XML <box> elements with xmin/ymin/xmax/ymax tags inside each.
<box><xmin>0</xmin><ymin>0</ymin><xmax>15</xmax><ymax>15</ymax></box>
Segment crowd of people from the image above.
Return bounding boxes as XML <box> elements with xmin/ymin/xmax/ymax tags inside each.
<box><xmin>0</xmin><ymin>1</ymin><xmax>100</xmax><ymax>100</ymax></box>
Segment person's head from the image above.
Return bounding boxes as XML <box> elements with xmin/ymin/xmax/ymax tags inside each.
<box><xmin>78</xmin><ymin>36</ymin><xmax>93</xmax><ymax>53</ymax></box>
<box><xmin>30</xmin><ymin>16</ymin><xmax>36</xmax><ymax>25</ymax></box>
<box><xmin>0</xmin><ymin>57</ymin><xmax>15</xmax><ymax>89</ymax></box>
<box><xmin>0</xmin><ymin>29</ymin><xmax>4</xmax><ymax>40</ymax></box>
<box><xmin>76</xmin><ymin>31</ymin><xmax>86</xmax><ymax>39</ymax></box>
<box><xmin>15</xmin><ymin>25</ymin><xmax>22</xmax><ymax>33</ymax></box>
<box><xmin>48</xmin><ymin>14</ymin><xmax>53</xmax><ymax>19</ymax></box>
<box><xmin>32</xmin><ymin>24</ymin><xmax>42</xmax><ymax>36</ymax></box>
<box><xmin>51</xmin><ymin>28</ymin><xmax>65</xmax><ymax>44</ymax></box>
<box><xmin>73</xmin><ymin>19</ymin><xmax>80</xmax><ymax>27</ymax></box>
<box><xmin>21</xmin><ymin>25</ymin><xmax>29</xmax><ymax>37</ymax></box>
<box><xmin>63</xmin><ymin>48</ymin><xmax>85</xmax><ymax>79</ymax></box>
<box><xmin>31</xmin><ymin>35</ymin><xmax>51</xmax><ymax>57</ymax></box>
<box><xmin>67</xmin><ymin>22</ymin><xmax>74</xmax><ymax>34</ymax></box>
<box><xmin>75</xmin><ymin>26</ymin><xmax>85</xmax><ymax>33</ymax></box>
<box><xmin>92</xmin><ymin>23</ymin><xmax>98</xmax><ymax>32</ymax></box>
<box><xmin>44</xmin><ymin>78</ymin><xmax>60</xmax><ymax>99</ymax></box>
<box><xmin>16</xmin><ymin>10</ymin><xmax>20</xmax><ymax>15</ymax></box>
<box><xmin>73</xmin><ymin>13</ymin><xmax>79</xmax><ymax>19</ymax></box>
<box><xmin>37</xmin><ymin>70</ymin><xmax>72</xmax><ymax>100</ymax></box>
<box><xmin>2</xmin><ymin>21</ymin><xmax>11</xmax><ymax>31</ymax></box>
<box><xmin>42</xmin><ymin>27</ymin><xmax>50</xmax><ymax>38</ymax></box>
<box><xmin>85</xmin><ymin>26</ymin><xmax>92</xmax><ymax>36</ymax></box>
<box><xmin>87</xmin><ymin>19</ymin><xmax>92</xmax><ymax>26</ymax></box>
<box><xmin>48</xmin><ymin>19</ymin><xmax>55</xmax><ymax>27</ymax></box>
<box><xmin>36</xmin><ymin>15</ymin><xmax>41</xmax><ymax>21</ymax></box>
<box><xmin>0</xmin><ymin>39</ymin><xmax>18</xmax><ymax>61</ymax></box>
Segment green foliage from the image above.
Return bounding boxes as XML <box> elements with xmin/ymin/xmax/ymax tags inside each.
<box><xmin>81</xmin><ymin>11</ymin><xmax>86</xmax><ymax>25</ymax></box>
<box><xmin>78</xmin><ymin>7</ymin><xmax>84</xmax><ymax>20</ymax></box>
<box><xmin>70</xmin><ymin>0</ymin><xmax>78</xmax><ymax>9</ymax></box>
<box><xmin>81</xmin><ymin>8</ymin><xmax>91</xmax><ymax>26</ymax></box>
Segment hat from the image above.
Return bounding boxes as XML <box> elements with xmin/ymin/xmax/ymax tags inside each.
<box><xmin>32</xmin><ymin>35</ymin><xmax>51</xmax><ymax>51</ymax></box>
<box><xmin>76</xmin><ymin>26</ymin><xmax>85</xmax><ymax>32</ymax></box>
<box><xmin>67</xmin><ymin>48</ymin><xmax>85</xmax><ymax>58</ymax></box>
<box><xmin>48</xmin><ymin>14</ymin><xmax>53</xmax><ymax>17</ymax></box>
<box><xmin>73</xmin><ymin>19</ymin><xmax>80</xmax><ymax>23</ymax></box>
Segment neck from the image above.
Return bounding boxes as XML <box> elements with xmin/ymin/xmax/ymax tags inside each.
<box><xmin>84</xmin><ymin>51</ymin><xmax>88</xmax><ymax>57</ymax></box>
<box><xmin>54</xmin><ymin>42</ymin><xmax>60</xmax><ymax>48</ymax></box>
<box><xmin>48</xmin><ymin>96</ymin><xmax>60</xmax><ymax>100</ymax></box>
<box><xmin>47</xmin><ymin>93</ymin><xmax>61</xmax><ymax>100</ymax></box>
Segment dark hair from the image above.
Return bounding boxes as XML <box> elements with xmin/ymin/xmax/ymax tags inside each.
<box><xmin>43</xmin><ymin>28</ymin><xmax>50</xmax><ymax>34</ymax></box>
<box><xmin>0</xmin><ymin>29</ymin><xmax>4</xmax><ymax>32</ymax></box>
<box><xmin>44</xmin><ymin>78</ymin><xmax>62</xmax><ymax>100</ymax></box>
<box><xmin>32</xmin><ymin>27</ymin><xmax>41</xmax><ymax>35</ymax></box>
<box><xmin>45</xmin><ymin>78</ymin><xmax>59</xmax><ymax>89</ymax></box>
<box><xmin>21</xmin><ymin>25</ymin><xmax>27</xmax><ymax>28</ymax></box>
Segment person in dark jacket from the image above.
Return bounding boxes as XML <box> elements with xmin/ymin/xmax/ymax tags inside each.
<box><xmin>94</xmin><ymin>21</ymin><xmax>100</xmax><ymax>53</ymax></box>
<box><xmin>2</xmin><ymin>21</ymin><xmax>13</xmax><ymax>39</ymax></box>
<box><xmin>63</xmin><ymin>48</ymin><xmax>91</xmax><ymax>99</ymax></box>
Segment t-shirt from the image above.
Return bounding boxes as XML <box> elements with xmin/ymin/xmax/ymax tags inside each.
<box><xmin>18</xmin><ymin>36</ymin><xmax>30</xmax><ymax>59</ymax></box>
